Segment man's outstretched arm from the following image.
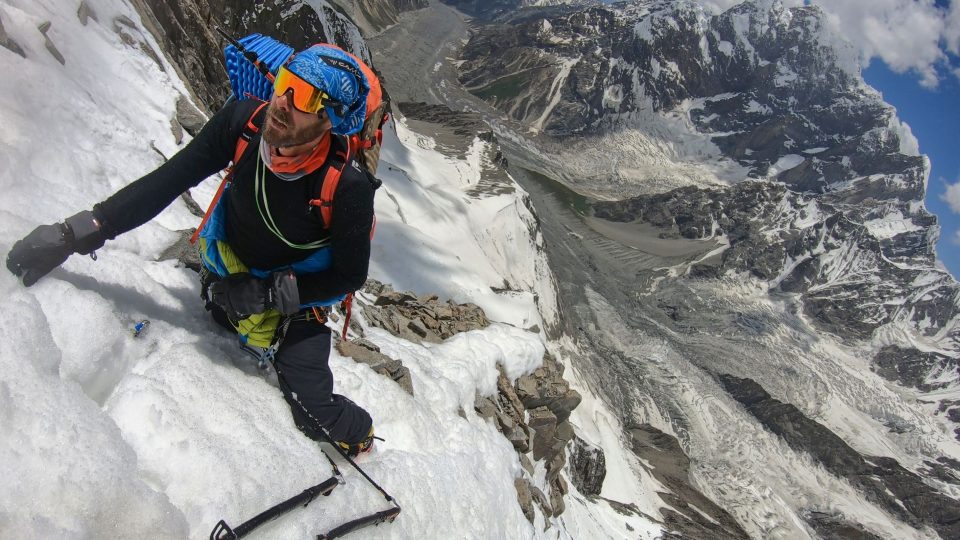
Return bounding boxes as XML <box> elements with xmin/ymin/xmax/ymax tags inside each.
<box><xmin>6</xmin><ymin>100</ymin><xmax>255</xmax><ymax>285</ymax></box>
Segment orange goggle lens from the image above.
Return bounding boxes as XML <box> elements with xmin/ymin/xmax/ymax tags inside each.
<box><xmin>274</xmin><ymin>66</ymin><xmax>329</xmax><ymax>114</ymax></box>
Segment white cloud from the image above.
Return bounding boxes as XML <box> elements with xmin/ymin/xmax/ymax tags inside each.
<box><xmin>695</xmin><ymin>0</ymin><xmax>958</xmax><ymax>87</ymax></box>
<box><xmin>946</xmin><ymin>1</ymin><xmax>960</xmax><ymax>55</ymax></box>
<box><xmin>953</xmin><ymin>230</ymin><xmax>960</xmax><ymax>246</ymax></box>
<box><xmin>942</xmin><ymin>180</ymin><xmax>960</xmax><ymax>214</ymax></box>
<box><xmin>819</xmin><ymin>0</ymin><xmax>947</xmax><ymax>87</ymax></box>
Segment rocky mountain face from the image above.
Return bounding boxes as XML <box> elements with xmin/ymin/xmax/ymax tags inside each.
<box><xmin>592</xmin><ymin>180</ymin><xmax>960</xmax><ymax>395</ymax></box>
<box><xmin>128</xmin><ymin>0</ymin><xmax>374</xmax><ymax>112</ymax></box>
<box><xmin>720</xmin><ymin>374</ymin><xmax>960</xmax><ymax>539</ymax></box>
<box><xmin>627</xmin><ymin>424</ymin><xmax>750</xmax><ymax>540</ymax></box>
<box><xmin>456</xmin><ymin>1</ymin><xmax>928</xmax><ymax>191</ymax></box>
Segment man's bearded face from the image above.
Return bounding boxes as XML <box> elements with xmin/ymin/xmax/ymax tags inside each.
<box><xmin>262</xmin><ymin>90</ymin><xmax>332</xmax><ymax>148</ymax></box>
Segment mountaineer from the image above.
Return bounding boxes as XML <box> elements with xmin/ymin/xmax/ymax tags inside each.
<box><xmin>6</xmin><ymin>43</ymin><xmax>387</xmax><ymax>457</ymax></box>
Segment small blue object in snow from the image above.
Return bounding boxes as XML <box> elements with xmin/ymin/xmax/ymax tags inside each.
<box><xmin>132</xmin><ymin>320</ymin><xmax>150</xmax><ymax>338</ymax></box>
<box><xmin>224</xmin><ymin>34</ymin><xmax>295</xmax><ymax>102</ymax></box>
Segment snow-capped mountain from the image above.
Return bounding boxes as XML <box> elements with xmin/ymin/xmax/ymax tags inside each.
<box><xmin>424</xmin><ymin>0</ymin><xmax>960</xmax><ymax>537</ymax></box>
<box><xmin>454</xmin><ymin>0</ymin><xmax>960</xmax><ymax>417</ymax></box>
<box><xmin>455</xmin><ymin>1</ymin><xmax>921</xmax><ymax>191</ymax></box>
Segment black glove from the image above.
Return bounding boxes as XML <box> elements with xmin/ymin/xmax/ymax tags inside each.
<box><xmin>6</xmin><ymin>210</ymin><xmax>105</xmax><ymax>287</ymax></box>
<box><xmin>209</xmin><ymin>270</ymin><xmax>300</xmax><ymax>320</ymax></box>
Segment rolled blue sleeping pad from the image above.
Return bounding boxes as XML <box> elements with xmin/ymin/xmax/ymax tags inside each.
<box><xmin>224</xmin><ymin>34</ymin><xmax>295</xmax><ymax>102</ymax></box>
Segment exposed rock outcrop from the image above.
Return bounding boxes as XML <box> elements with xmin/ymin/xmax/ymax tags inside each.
<box><xmin>474</xmin><ymin>352</ymin><xmax>581</xmax><ymax>522</ymax></box>
<box><xmin>37</xmin><ymin>21</ymin><xmax>65</xmax><ymax>65</ymax></box>
<box><xmin>802</xmin><ymin>511</ymin><xmax>885</xmax><ymax>540</ymax></box>
<box><xmin>158</xmin><ymin>230</ymin><xmax>201</xmax><ymax>272</ymax></box>
<box><xmin>0</xmin><ymin>13</ymin><xmax>25</xmax><ymax>58</ymax></box>
<box><xmin>346</xmin><ymin>278</ymin><xmax>582</xmax><ymax>521</ymax></box>
<box><xmin>77</xmin><ymin>1</ymin><xmax>98</xmax><ymax>26</ymax></box>
<box><xmin>359</xmin><ymin>280</ymin><xmax>490</xmax><ymax>343</ymax></box>
<box><xmin>335</xmin><ymin>338</ymin><xmax>414</xmax><ymax>395</ymax></box>
<box><xmin>873</xmin><ymin>345</ymin><xmax>958</xmax><ymax>393</ymax></box>
<box><xmin>567</xmin><ymin>434</ymin><xmax>605</xmax><ymax>496</ymax></box>
<box><xmin>175</xmin><ymin>95</ymin><xmax>206</xmax><ymax>137</ymax></box>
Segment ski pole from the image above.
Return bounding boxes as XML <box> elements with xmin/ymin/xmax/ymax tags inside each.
<box><xmin>214</xmin><ymin>26</ymin><xmax>276</xmax><ymax>82</ymax></box>
<box><xmin>210</xmin><ymin>476</ymin><xmax>340</xmax><ymax>540</ymax></box>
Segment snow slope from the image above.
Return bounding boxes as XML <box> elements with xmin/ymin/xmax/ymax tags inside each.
<box><xmin>0</xmin><ymin>0</ymin><xmax>660</xmax><ymax>537</ymax></box>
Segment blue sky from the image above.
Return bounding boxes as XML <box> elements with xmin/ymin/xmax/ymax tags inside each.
<box><xmin>864</xmin><ymin>61</ymin><xmax>960</xmax><ymax>278</ymax></box>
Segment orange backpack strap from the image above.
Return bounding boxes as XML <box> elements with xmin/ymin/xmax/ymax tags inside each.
<box><xmin>307</xmin><ymin>136</ymin><xmax>352</xmax><ymax>229</ymax></box>
<box><xmin>190</xmin><ymin>102</ymin><xmax>269</xmax><ymax>245</ymax></box>
<box><xmin>233</xmin><ymin>101</ymin><xmax>269</xmax><ymax>163</ymax></box>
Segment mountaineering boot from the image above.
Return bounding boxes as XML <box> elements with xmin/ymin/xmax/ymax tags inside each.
<box><xmin>337</xmin><ymin>426</ymin><xmax>376</xmax><ymax>458</ymax></box>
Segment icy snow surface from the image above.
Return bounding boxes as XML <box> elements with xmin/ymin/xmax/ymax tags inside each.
<box><xmin>0</xmin><ymin>0</ymin><xmax>663</xmax><ymax>538</ymax></box>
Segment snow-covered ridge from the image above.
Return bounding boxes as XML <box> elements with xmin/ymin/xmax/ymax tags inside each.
<box><xmin>0</xmin><ymin>0</ymin><xmax>656</xmax><ymax>537</ymax></box>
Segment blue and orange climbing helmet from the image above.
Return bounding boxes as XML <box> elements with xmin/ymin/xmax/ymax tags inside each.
<box><xmin>284</xmin><ymin>45</ymin><xmax>370</xmax><ymax>136</ymax></box>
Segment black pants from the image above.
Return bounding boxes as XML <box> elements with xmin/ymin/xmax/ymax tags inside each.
<box><xmin>211</xmin><ymin>307</ymin><xmax>373</xmax><ymax>444</ymax></box>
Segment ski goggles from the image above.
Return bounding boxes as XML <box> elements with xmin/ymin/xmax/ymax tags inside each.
<box><xmin>273</xmin><ymin>65</ymin><xmax>345</xmax><ymax>116</ymax></box>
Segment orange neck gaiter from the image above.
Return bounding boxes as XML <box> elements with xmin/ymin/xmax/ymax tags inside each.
<box><xmin>260</xmin><ymin>133</ymin><xmax>331</xmax><ymax>180</ymax></box>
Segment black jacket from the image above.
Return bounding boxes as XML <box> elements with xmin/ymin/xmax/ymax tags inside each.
<box><xmin>93</xmin><ymin>100</ymin><xmax>376</xmax><ymax>304</ymax></box>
